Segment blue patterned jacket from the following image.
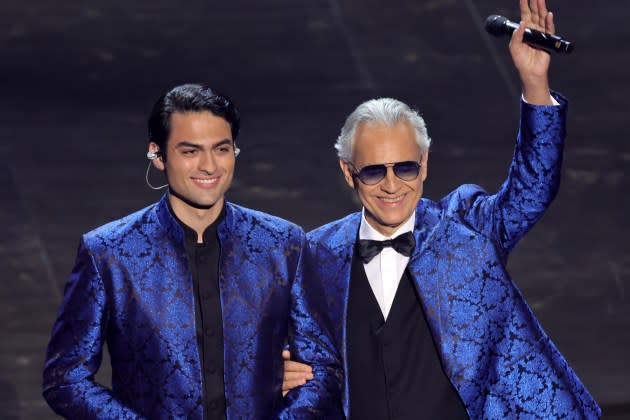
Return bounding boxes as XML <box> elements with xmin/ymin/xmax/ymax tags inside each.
<box><xmin>43</xmin><ymin>198</ymin><xmax>342</xmax><ymax>419</ymax></box>
<box><xmin>306</xmin><ymin>95</ymin><xmax>601</xmax><ymax>419</ymax></box>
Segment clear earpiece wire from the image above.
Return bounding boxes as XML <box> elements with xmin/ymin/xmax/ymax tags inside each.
<box><xmin>145</xmin><ymin>161</ymin><xmax>168</xmax><ymax>190</ymax></box>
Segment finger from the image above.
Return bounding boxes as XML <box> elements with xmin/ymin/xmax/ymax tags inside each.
<box><xmin>282</xmin><ymin>374</ymin><xmax>313</xmax><ymax>386</ymax></box>
<box><xmin>519</xmin><ymin>0</ymin><xmax>532</xmax><ymax>23</ymax></box>
<box><xmin>538</xmin><ymin>0</ymin><xmax>548</xmax><ymax>17</ymax></box>
<box><xmin>528</xmin><ymin>0</ymin><xmax>547</xmax><ymax>31</ymax></box>
<box><xmin>282</xmin><ymin>350</ymin><xmax>291</xmax><ymax>361</ymax></box>
<box><xmin>545</xmin><ymin>11</ymin><xmax>555</xmax><ymax>35</ymax></box>
<box><xmin>530</xmin><ymin>0</ymin><xmax>539</xmax><ymax>20</ymax></box>
<box><xmin>284</xmin><ymin>374</ymin><xmax>312</xmax><ymax>386</ymax></box>
<box><xmin>511</xmin><ymin>20</ymin><xmax>526</xmax><ymax>45</ymax></box>
<box><xmin>285</xmin><ymin>360</ymin><xmax>313</xmax><ymax>373</ymax></box>
<box><xmin>536</xmin><ymin>0</ymin><xmax>548</xmax><ymax>29</ymax></box>
<box><xmin>284</xmin><ymin>371</ymin><xmax>314</xmax><ymax>383</ymax></box>
<box><xmin>509</xmin><ymin>20</ymin><xmax>526</xmax><ymax>57</ymax></box>
<box><xmin>284</xmin><ymin>365</ymin><xmax>314</xmax><ymax>378</ymax></box>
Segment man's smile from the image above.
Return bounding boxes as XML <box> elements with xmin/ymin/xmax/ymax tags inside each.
<box><xmin>377</xmin><ymin>194</ymin><xmax>406</xmax><ymax>205</ymax></box>
<box><xmin>191</xmin><ymin>176</ymin><xmax>220</xmax><ymax>189</ymax></box>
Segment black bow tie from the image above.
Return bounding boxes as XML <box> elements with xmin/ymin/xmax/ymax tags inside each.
<box><xmin>357</xmin><ymin>231</ymin><xmax>416</xmax><ymax>264</ymax></box>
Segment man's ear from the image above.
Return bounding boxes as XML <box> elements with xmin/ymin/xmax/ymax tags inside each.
<box><xmin>420</xmin><ymin>151</ymin><xmax>429</xmax><ymax>182</ymax></box>
<box><xmin>148</xmin><ymin>142</ymin><xmax>165</xmax><ymax>171</ymax></box>
<box><xmin>339</xmin><ymin>160</ymin><xmax>355</xmax><ymax>189</ymax></box>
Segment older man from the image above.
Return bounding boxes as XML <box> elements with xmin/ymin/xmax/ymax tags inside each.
<box><xmin>284</xmin><ymin>0</ymin><xmax>600</xmax><ymax>418</ymax></box>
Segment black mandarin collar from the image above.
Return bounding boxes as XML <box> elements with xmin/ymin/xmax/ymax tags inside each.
<box><xmin>167</xmin><ymin>200</ymin><xmax>226</xmax><ymax>246</ymax></box>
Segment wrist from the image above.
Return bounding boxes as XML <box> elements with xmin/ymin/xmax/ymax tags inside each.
<box><xmin>521</xmin><ymin>76</ymin><xmax>552</xmax><ymax>105</ymax></box>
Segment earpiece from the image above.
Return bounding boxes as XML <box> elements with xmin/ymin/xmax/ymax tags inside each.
<box><xmin>147</xmin><ymin>150</ymin><xmax>160</xmax><ymax>160</ymax></box>
<box><xmin>234</xmin><ymin>146</ymin><xmax>241</xmax><ymax>157</ymax></box>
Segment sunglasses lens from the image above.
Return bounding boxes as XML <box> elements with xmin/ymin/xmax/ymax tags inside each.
<box><xmin>358</xmin><ymin>165</ymin><xmax>387</xmax><ymax>184</ymax></box>
<box><xmin>352</xmin><ymin>161</ymin><xmax>421</xmax><ymax>184</ymax></box>
<box><xmin>394</xmin><ymin>161</ymin><xmax>420</xmax><ymax>180</ymax></box>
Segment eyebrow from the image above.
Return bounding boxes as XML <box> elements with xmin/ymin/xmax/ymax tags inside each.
<box><xmin>174</xmin><ymin>139</ymin><xmax>234</xmax><ymax>149</ymax></box>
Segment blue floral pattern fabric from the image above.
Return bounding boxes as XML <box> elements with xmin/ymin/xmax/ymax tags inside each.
<box><xmin>43</xmin><ymin>197</ymin><xmax>341</xmax><ymax>419</ymax></box>
<box><xmin>306</xmin><ymin>94</ymin><xmax>601</xmax><ymax>419</ymax></box>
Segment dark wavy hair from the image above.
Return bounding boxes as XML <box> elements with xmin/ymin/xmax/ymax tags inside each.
<box><xmin>147</xmin><ymin>84</ymin><xmax>240</xmax><ymax>159</ymax></box>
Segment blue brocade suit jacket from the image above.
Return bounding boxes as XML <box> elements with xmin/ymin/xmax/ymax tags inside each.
<box><xmin>306</xmin><ymin>94</ymin><xmax>601</xmax><ymax>419</ymax></box>
<box><xmin>43</xmin><ymin>198</ymin><xmax>342</xmax><ymax>419</ymax></box>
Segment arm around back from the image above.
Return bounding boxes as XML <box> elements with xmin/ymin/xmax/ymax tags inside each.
<box><xmin>278</xmin><ymin>236</ymin><xmax>344</xmax><ymax>419</ymax></box>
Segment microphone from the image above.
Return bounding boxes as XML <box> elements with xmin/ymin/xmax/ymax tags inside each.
<box><xmin>485</xmin><ymin>15</ymin><xmax>573</xmax><ymax>54</ymax></box>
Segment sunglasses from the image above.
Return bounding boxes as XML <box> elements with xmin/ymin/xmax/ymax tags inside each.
<box><xmin>347</xmin><ymin>160</ymin><xmax>422</xmax><ymax>185</ymax></box>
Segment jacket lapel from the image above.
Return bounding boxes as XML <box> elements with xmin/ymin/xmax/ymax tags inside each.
<box><xmin>407</xmin><ymin>198</ymin><xmax>490</xmax><ymax>414</ymax></box>
<box><xmin>407</xmin><ymin>199</ymin><xmax>466</xmax><ymax>389</ymax></box>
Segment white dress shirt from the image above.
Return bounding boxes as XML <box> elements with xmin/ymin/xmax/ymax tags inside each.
<box><xmin>359</xmin><ymin>209</ymin><xmax>416</xmax><ymax>320</ymax></box>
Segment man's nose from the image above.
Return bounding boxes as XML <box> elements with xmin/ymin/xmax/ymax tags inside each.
<box><xmin>380</xmin><ymin>167</ymin><xmax>400</xmax><ymax>192</ymax></box>
<box><xmin>198</xmin><ymin>151</ymin><xmax>217</xmax><ymax>173</ymax></box>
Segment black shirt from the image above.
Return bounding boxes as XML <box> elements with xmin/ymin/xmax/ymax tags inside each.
<box><xmin>172</xmin><ymin>203</ymin><xmax>227</xmax><ymax>419</ymax></box>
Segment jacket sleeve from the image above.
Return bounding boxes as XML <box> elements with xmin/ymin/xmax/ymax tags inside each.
<box><xmin>464</xmin><ymin>92</ymin><xmax>568</xmax><ymax>253</ymax></box>
<box><xmin>277</xmin><ymin>234</ymin><xmax>344</xmax><ymax>419</ymax></box>
<box><xmin>42</xmin><ymin>238</ymin><xmax>143</xmax><ymax>419</ymax></box>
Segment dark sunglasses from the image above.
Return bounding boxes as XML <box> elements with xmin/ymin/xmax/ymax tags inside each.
<box><xmin>348</xmin><ymin>160</ymin><xmax>422</xmax><ymax>185</ymax></box>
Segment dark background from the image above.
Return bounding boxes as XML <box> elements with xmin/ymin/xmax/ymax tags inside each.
<box><xmin>1</xmin><ymin>0</ymin><xmax>628</xmax><ymax>418</ymax></box>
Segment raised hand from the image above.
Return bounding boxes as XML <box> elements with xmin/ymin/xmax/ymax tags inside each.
<box><xmin>510</xmin><ymin>0</ymin><xmax>555</xmax><ymax>104</ymax></box>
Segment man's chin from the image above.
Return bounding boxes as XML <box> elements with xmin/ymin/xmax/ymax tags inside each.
<box><xmin>365</xmin><ymin>216</ymin><xmax>405</xmax><ymax>234</ymax></box>
<box><xmin>376</xmin><ymin>212</ymin><xmax>413</xmax><ymax>226</ymax></box>
<box><xmin>375</xmin><ymin>214</ymin><xmax>415</xmax><ymax>230</ymax></box>
<box><xmin>169</xmin><ymin>188</ymin><xmax>221</xmax><ymax>210</ymax></box>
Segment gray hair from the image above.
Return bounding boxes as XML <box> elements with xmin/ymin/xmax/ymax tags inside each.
<box><xmin>334</xmin><ymin>97</ymin><xmax>431</xmax><ymax>161</ymax></box>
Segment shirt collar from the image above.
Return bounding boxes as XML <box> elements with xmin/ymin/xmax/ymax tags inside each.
<box><xmin>359</xmin><ymin>208</ymin><xmax>415</xmax><ymax>241</ymax></box>
<box><xmin>166</xmin><ymin>198</ymin><xmax>226</xmax><ymax>246</ymax></box>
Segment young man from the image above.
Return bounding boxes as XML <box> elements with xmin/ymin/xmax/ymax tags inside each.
<box><xmin>43</xmin><ymin>84</ymin><xmax>341</xmax><ymax>419</ymax></box>
<box><xmin>285</xmin><ymin>0</ymin><xmax>600</xmax><ymax>418</ymax></box>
